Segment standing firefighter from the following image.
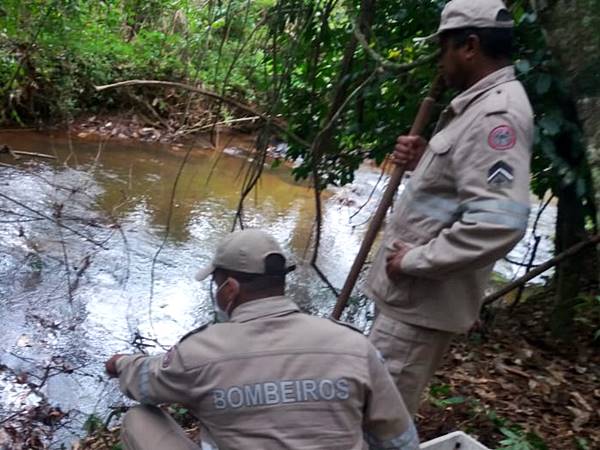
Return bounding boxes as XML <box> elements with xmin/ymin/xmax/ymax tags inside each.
<box><xmin>106</xmin><ymin>229</ymin><xmax>419</xmax><ymax>450</ymax></box>
<box><xmin>364</xmin><ymin>0</ymin><xmax>534</xmax><ymax>416</ymax></box>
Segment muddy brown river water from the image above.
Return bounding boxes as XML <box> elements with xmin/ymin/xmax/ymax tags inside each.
<box><xmin>0</xmin><ymin>130</ymin><xmax>555</xmax><ymax>447</ymax></box>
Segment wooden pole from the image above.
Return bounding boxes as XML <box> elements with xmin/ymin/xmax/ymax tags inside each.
<box><xmin>332</xmin><ymin>75</ymin><xmax>445</xmax><ymax>319</ymax></box>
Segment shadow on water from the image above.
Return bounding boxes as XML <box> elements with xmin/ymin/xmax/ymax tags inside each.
<box><xmin>0</xmin><ymin>130</ymin><xmax>555</xmax><ymax>447</ymax></box>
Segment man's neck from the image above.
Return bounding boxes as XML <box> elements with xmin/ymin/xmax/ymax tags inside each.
<box><xmin>230</xmin><ymin>289</ymin><xmax>285</xmax><ymax>312</ymax></box>
<box><xmin>464</xmin><ymin>60</ymin><xmax>511</xmax><ymax>90</ymax></box>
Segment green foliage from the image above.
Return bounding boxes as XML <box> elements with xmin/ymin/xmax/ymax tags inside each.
<box><xmin>261</xmin><ymin>0</ymin><xmax>595</xmax><ymax>217</ymax></box>
<box><xmin>511</xmin><ymin>1</ymin><xmax>594</xmax><ymax>211</ymax></box>
<box><xmin>0</xmin><ymin>0</ymin><xmax>273</xmax><ymax>123</ymax></box>
<box><xmin>267</xmin><ymin>0</ymin><xmax>443</xmax><ymax>186</ymax></box>
<box><xmin>499</xmin><ymin>427</ymin><xmax>548</xmax><ymax>450</ymax></box>
<box><xmin>575</xmin><ymin>436</ymin><xmax>591</xmax><ymax>450</ymax></box>
<box><xmin>171</xmin><ymin>405</ymin><xmax>189</xmax><ymax>420</ymax></box>
<box><xmin>428</xmin><ymin>383</ymin><xmax>467</xmax><ymax>408</ymax></box>
<box><xmin>83</xmin><ymin>413</ymin><xmax>104</xmax><ymax>435</ymax></box>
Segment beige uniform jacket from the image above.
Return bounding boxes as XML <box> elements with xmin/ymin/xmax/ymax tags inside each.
<box><xmin>115</xmin><ymin>296</ymin><xmax>418</xmax><ymax>450</ymax></box>
<box><xmin>364</xmin><ymin>66</ymin><xmax>534</xmax><ymax>333</ymax></box>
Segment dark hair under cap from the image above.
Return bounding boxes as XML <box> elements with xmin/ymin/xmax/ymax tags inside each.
<box><xmin>442</xmin><ymin>26</ymin><xmax>514</xmax><ymax>60</ymax></box>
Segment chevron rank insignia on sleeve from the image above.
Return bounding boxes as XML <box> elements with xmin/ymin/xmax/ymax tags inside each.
<box><xmin>488</xmin><ymin>161</ymin><xmax>514</xmax><ymax>187</ymax></box>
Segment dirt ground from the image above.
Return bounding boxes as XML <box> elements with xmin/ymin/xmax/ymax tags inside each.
<box><xmin>417</xmin><ymin>293</ymin><xmax>599</xmax><ymax>449</ymax></box>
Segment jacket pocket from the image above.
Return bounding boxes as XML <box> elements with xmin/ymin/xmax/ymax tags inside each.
<box><xmin>416</xmin><ymin>133</ymin><xmax>453</xmax><ymax>185</ymax></box>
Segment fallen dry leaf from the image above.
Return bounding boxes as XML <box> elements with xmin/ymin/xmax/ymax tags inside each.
<box><xmin>566</xmin><ymin>406</ymin><xmax>591</xmax><ymax>431</ymax></box>
<box><xmin>571</xmin><ymin>391</ymin><xmax>593</xmax><ymax>412</ymax></box>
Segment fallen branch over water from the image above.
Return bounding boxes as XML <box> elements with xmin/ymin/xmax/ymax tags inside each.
<box><xmin>94</xmin><ymin>80</ymin><xmax>310</xmax><ymax>148</ymax></box>
<box><xmin>11</xmin><ymin>150</ymin><xmax>56</xmax><ymax>159</ymax></box>
<box><xmin>0</xmin><ymin>192</ymin><xmax>108</xmax><ymax>249</ymax></box>
<box><xmin>484</xmin><ymin>233</ymin><xmax>600</xmax><ymax>306</ymax></box>
<box><xmin>0</xmin><ymin>144</ymin><xmax>56</xmax><ymax>160</ymax></box>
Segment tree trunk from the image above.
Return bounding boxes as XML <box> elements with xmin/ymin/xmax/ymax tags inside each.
<box><xmin>552</xmin><ymin>182</ymin><xmax>587</xmax><ymax>338</ymax></box>
<box><xmin>536</xmin><ymin>0</ymin><xmax>600</xmax><ymax>225</ymax></box>
<box><xmin>534</xmin><ymin>0</ymin><xmax>600</xmax><ymax>337</ymax></box>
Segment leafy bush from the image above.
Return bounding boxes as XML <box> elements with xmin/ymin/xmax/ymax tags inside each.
<box><xmin>0</xmin><ymin>0</ymin><xmax>272</xmax><ymax>123</ymax></box>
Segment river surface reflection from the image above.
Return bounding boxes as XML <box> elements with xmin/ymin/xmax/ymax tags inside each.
<box><xmin>0</xmin><ymin>130</ymin><xmax>555</xmax><ymax>446</ymax></box>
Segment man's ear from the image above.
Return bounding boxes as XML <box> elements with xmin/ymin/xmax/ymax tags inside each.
<box><xmin>464</xmin><ymin>34</ymin><xmax>480</xmax><ymax>60</ymax></box>
<box><xmin>220</xmin><ymin>277</ymin><xmax>240</xmax><ymax>303</ymax></box>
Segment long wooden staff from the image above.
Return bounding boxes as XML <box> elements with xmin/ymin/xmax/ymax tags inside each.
<box><xmin>332</xmin><ymin>74</ymin><xmax>446</xmax><ymax>319</ymax></box>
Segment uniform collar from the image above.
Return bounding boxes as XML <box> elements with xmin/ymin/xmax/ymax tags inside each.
<box><xmin>229</xmin><ymin>296</ymin><xmax>300</xmax><ymax>323</ymax></box>
<box><xmin>450</xmin><ymin>65</ymin><xmax>516</xmax><ymax>115</ymax></box>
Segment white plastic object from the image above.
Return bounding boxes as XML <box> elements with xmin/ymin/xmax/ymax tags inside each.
<box><xmin>420</xmin><ymin>431</ymin><xmax>491</xmax><ymax>450</ymax></box>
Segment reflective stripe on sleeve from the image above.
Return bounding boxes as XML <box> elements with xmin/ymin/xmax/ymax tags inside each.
<box><xmin>138</xmin><ymin>359</ymin><xmax>152</xmax><ymax>405</ymax></box>
<box><xmin>402</xmin><ymin>185</ymin><xmax>529</xmax><ymax>230</ymax></box>
<box><xmin>462</xmin><ymin>211</ymin><xmax>528</xmax><ymax>230</ymax></box>
<box><xmin>461</xmin><ymin>198</ymin><xmax>530</xmax><ymax>230</ymax></box>
<box><xmin>404</xmin><ymin>184</ymin><xmax>460</xmax><ymax>224</ymax></box>
<box><xmin>463</xmin><ymin>198</ymin><xmax>530</xmax><ymax>216</ymax></box>
<box><xmin>365</xmin><ymin>422</ymin><xmax>419</xmax><ymax>450</ymax></box>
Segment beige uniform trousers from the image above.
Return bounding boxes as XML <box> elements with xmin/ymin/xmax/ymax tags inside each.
<box><xmin>121</xmin><ymin>405</ymin><xmax>200</xmax><ymax>450</ymax></box>
<box><xmin>368</xmin><ymin>313</ymin><xmax>453</xmax><ymax>416</ymax></box>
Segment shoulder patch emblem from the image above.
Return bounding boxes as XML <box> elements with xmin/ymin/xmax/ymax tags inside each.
<box><xmin>488</xmin><ymin>125</ymin><xmax>516</xmax><ymax>150</ymax></box>
<box><xmin>488</xmin><ymin>161</ymin><xmax>514</xmax><ymax>187</ymax></box>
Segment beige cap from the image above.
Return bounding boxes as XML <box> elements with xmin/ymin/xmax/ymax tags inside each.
<box><xmin>417</xmin><ymin>0</ymin><xmax>513</xmax><ymax>42</ymax></box>
<box><xmin>195</xmin><ymin>229</ymin><xmax>292</xmax><ymax>281</ymax></box>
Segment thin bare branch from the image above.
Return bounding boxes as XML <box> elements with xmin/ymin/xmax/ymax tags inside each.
<box><xmin>0</xmin><ymin>192</ymin><xmax>107</xmax><ymax>249</ymax></box>
<box><xmin>353</xmin><ymin>25</ymin><xmax>439</xmax><ymax>73</ymax></box>
<box><xmin>311</xmin><ymin>263</ymin><xmax>339</xmax><ymax>297</ymax></box>
<box><xmin>95</xmin><ymin>80</ymin><xmax>310</xmax><ymax>149</ymax></box>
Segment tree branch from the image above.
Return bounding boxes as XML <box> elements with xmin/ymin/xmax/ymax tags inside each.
<box><xmin>94</xmin><ymin>80</ymin><xmax>310</xmax><ymax>148</ymax></box>
<box><xmin>483</xmin><ymin>234</ymin><xmax>600</xmax><ymax>306</ymax></box>
<box><xmin>353</xmin><ymin>25</ymin><xmax>439</xmax><ymax>73</ymax></box>
<box><xmin>0</xmin><ymin>192</ymin><xmax>107</xmax><ymax>249</ymax></box>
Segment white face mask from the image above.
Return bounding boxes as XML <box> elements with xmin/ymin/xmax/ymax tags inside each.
<box><xmin>214</xmin><ymin>302</ymin><xmax>230</xmax><ymax>323</ymax></box>
<box><xmin>211</xmin><ymin>279</ymin><xmax>232</xmax><ymax>323</ymax></box>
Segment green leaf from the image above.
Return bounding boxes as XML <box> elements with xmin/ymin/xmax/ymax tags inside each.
<box><xmin>575</xmin><ymin>437</ymin><xmax>590</xmax><ymax>450</ymax></box>
<box><xmin>429</xmin><ymin>383</ymin><xmax>451</xmax><ymax>397</ymax></box>
<box><xmin>440</xmin><ymin>396</ymin><xmax>466</xmax><ymax>406</ymax></box>
<box><xmin>535</xmin><ymin>74</ymin><xmax>552</xmax><ymax>95</ymax></box>
<box><xmin>540</xmin><ymin>136</ymin><xmax>556</xmax><ymax>157</ymax></box>
<box><xmin>539</xmin><ymin>116</ymin><xmax>561</xmax><ymax>136</ymax></box>
<box><xmin>83</xmin><ymin>413</ymin><xmax>104</xmax><ymax>435</ymax></box>
<box><xmin>211</xmin><ymin>17</ymin><xmax>226</xmax><ymax>30</ymax></box>
<box><xmin>533</xmin><ymin>125</ymin><xmax>541</xmax><ymax>145</ymax></box>
<box><xmin>526</xmin><ymin>12</ymin><xmax>538</xmax><ymax>24</ymax></box>
<box><xmin>500</xmin><ymin>427</ymin><xmax>520</xmax><ymax>440</ymax></box>
<box><xmin>515</xmin><ymin>59</ymin><xmax>531</xmax><ymax>74</ymax></box>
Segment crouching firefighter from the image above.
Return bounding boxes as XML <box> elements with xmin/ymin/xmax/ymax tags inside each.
<box><xmin>105</xmin><ymin>229</ymin><xmax>419</xmax><ymax>450</ymax></box>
